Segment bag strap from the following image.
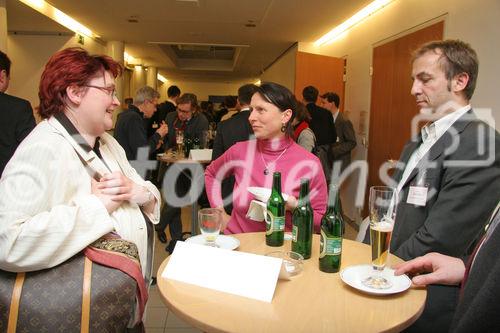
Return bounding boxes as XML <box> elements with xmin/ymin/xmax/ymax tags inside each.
<box><xmin>81</xmin><ymin>256</ymin><xmax>92</xmax><ymax>333</ymax></box>
<box><xmin>7</xmin><ymin>272</ymin><xmax>25</xmax><ymax>333</ymax></box>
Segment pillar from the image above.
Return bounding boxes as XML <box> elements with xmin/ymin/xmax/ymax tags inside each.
<box><xmin>146</xmin><ymin>66</ymin><xmax>158</xmax><ymax>91</ymax></box>
<box><xmin>0</xmin><ymin>0</ymin><xmax>8</xmax><ymax>52</ymax></box>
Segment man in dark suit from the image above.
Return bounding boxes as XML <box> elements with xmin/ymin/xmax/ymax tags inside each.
<box><xmin>370</xmin><ymin>40</ymin><xmax>500</xmax><ymax>332</ymax></box>
<box><xmin>0</xmin><ymin>50</ymin><xmax>36</xmax><ymax>177</ymax></box>
<box><xmin>395</xmin><ymin>202</ymin><xmax>500</xmax><ymax>333</ymax></box>
<box><xmin>302</xmin><ymin>86</ymin><xmax>337</xmax><ymax>146</ymax></box>
<box><xmin>302</xmin><ymin>86</ymin><xmax>337</xmax><ymax>181</ymax></box>
<box><xmin>146</xmin><ymin>85</ymin><xmax>180</xmax><ymax>137</ymax></box>
<box><xmin>114</xmin><ymin>86</ymin><xmax>168</xmax><ymax>160</ymax></box>
<box><xmin>211</xmin><ymin>84</ymin><xmax>258</xmax><ymax>214</ymax></box>
<box><xmin>320</xmin><ymin>92</ymin><xmax>356</xmax><ymax>172</ymax></box>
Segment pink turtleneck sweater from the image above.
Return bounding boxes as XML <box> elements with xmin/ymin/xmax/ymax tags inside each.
<box><xmin>205</xmin><ymin>137</ymin><xmax>327</xmax><ymax>234</ymax></box>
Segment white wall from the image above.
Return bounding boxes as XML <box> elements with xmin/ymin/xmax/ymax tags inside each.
<box><xmin>7</xmin><ymin>34</ymin><xmax>105</xmax><ymax>113</ymax></box>
<box><xmin>157</xmin><ymin>79</ymin><xmax>252</xmax><ymax>103</ymax></box>
<box><xmin>260</xmin><ymin>44</ymin><xmax>297</xmax><ymax>92</ymax></box>
<box><xmin>299</xmin><ymin>0</ymin><xmax>500</xmax><ymax>223</ymax></box>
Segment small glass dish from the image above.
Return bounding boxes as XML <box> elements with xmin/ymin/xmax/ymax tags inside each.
<box><xmin>266</xmin><ymin>251</ymin><xmax>304</xmax><ymax>278</ymax></box>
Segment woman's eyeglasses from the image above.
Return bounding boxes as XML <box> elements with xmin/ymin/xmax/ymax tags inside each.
<box><xmin>85</xmin><ymin>85</ymin><xmax>117</xmax><ymax>98</ymax></box>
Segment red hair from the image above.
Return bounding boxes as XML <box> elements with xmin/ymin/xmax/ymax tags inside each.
<box><xmin>38</xmin><ymin>47</ymin><xmax>122</xmax><ymax>119</ymax></box>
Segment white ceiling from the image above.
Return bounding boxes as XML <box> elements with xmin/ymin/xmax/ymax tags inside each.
<box><xmin>7</xmin><ymin>0</ymin><xmax>371</xmax><ymax>82</ymax></box>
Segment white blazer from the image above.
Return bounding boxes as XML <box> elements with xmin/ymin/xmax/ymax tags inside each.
<box><xmin>0</xmin><ymin>116</ymin><xmax>161</xmax><ymax>273</ymax></box>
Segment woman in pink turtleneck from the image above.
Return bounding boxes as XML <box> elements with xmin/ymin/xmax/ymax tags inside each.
<box><xmin>205</xmin><ymin>82</ymin><xmax>327</xmax><ymax>234</ymax></box>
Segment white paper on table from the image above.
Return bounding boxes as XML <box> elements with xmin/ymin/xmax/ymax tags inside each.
<box><xmin>189</xmin><ymin>149</ymin><xmax>212</xmax><ymax>161</ymax></box>
<box><xmin>162</xmin><ymin>241</ymin><xmax>282</xmax><ymax>302</ymax></box>
<box><xmin>246</xmin><ymin>200</ymin><xmax>267</xmax><ymax>221</ymax></box>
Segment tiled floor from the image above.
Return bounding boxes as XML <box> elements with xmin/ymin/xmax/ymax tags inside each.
<box><xmin>145</xmin><ymin>206</ymin><xmax>357</xmax><ymax>332</ymax></box>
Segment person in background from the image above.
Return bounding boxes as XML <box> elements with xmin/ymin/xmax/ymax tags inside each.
<box><xmin>320</xmin><ymin>92</ymin><xmax>356</xmax><ymax>172</ymax></box>
<box><xmin>291</xmin><ymin>101</ymin><xmax>316</xmax><ymax>152</ymax></box>
<box><xmin>220</xmin><ymin>95</ymin><xmax>238</xmax><ymax>122</ymax></box>
<box><xmin>114</xmin><ymin>86</ymin><xmax>168</xmax><ymax>160</ymax></box>
<box><xmin>147</xmin><ymin>85</ymin><xmax>180</xmax><ymax>137</ymax></box>
<box><xmin>302</xmin><ymin>85</ymin><xmax>336</xmax><ymax>182</ymax></box>
<box><xmin>365</xmin><ymin>39</ymin><xmax>500</xmax><ymax>332</ymax></box>
<box><xmin>0</xmin><ymin>50</ymin><xmax>36</xmax><ymax>177</ymax></box>
<box><xmin>205</xmin><ymin>82</ymin><xmax>327</xmax><ymax>234</ymax></box>
<box><xmin>212</xmin><ymin>83</ymin><xmax>258</xmax><ymax>214</ymax></box>
<box><xmin>157</xmin><ymin>93</ymin><xmax>209</xmax><ymax>253</ymax></box>
<box><xmin>123</xmin><ymin>97</ymin><xmax>133</xmax><ymax>109</ymax></box>
<box><xmin>0</xmin><ymin>47</ymin><xmax>161</xmax><ymax>277</ymax></box>
<box><xmin>394</xmin><ymin>202</ymin><xmax>500</xmax><ymax>333</ymax></box>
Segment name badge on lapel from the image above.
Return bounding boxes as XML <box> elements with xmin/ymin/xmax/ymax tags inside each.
<box><xmin>407</xmin><ymin>186</ymin><xmax>428</xmax><ymax>206</ymax></box>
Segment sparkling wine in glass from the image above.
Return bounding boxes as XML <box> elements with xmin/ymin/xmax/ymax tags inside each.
<box><xmin>362</xmin><ymin>186</ymin><xmax>397</xmax><ymax>290</ymax></box>
<box><xmin>198</xmin><ymin>208</ymin><xmax>222</xmax><ymax>247</ymax></box>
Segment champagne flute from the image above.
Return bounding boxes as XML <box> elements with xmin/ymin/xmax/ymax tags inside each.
<box><xmin>198</xmin><ymin>208</ymin><xmax>222</xmax><ymax>247</ymax></box>
<box><xmin>362</xmin><ymin>186</ymin><xmax>397</xmax><ymax>289</ymax></box>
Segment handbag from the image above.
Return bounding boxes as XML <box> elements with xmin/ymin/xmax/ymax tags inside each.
<box><xmin>0</xmin><ymin>234</ymin><xmax>150</xmax><ymax>333</ymax></box>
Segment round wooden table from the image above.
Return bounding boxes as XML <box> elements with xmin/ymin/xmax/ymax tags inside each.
<box><xmin>157</xmin><ymin>232</ymin><xmax>426</xmax><ymax>333</ymax></box>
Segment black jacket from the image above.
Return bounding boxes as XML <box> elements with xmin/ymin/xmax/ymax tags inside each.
<box><xmin>114</xmin><ymin>105</ymin><xmax>161</xmax><ymax>160</ymax></box>
<box><xmin>211</xmin><ymin>109</ymin><xmax>253</xmax><ymax>214</ymax></box>
<box><xmin>306</xmin><ymin>102</ymin><xmax>337</xmax><ymax>146</ymax></box>
<box><xmin>0</xmin><ymin>92</ymin><xmax>36</xmax><ymax>176</ymax></box>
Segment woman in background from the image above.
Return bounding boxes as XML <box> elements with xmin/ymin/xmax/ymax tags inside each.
<box><xmin>292</xmin><ymin>101</ymin><xmax>316</xmax><ymax>152</ymax></box>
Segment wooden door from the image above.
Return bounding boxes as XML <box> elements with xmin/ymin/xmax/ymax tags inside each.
<box><xmin>295</xmin><ymin>51</ymin><xmax>345</xmax><ymax>110</ymax></box>
<box><xmin>365</xmin><ymin>21</ymin><xmax>444</xmax><ymax>211</ymax></box>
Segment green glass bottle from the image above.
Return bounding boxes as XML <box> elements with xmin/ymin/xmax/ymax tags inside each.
<box><xmin>291</xmin><ymin>178</ymin><xmax>313</xmax><ymax>259</ymax></box>
<box><xmin>319</xmin><ymin>184</ymin><xmax>343</xmax><ymax>273</ymax></box>
<box><xmin>266</xmin><ymin>172</ymin><xmax>285</xmax><ymax>247</ymax></box>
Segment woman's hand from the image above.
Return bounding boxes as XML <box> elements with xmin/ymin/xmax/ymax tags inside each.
<box><xmin>91</xmin><ymin>179</ymin><xmax>122</xmax><ymax>213</ymax></box>
<box><xmin>216</xmin><ymin>206</ymin><xmax>231</xmax><ymax>231</ymax></box>
<box><xmin>97</xmin><ymin>171</ymin><xmax>152</xmax><ymax>205</ymax></box>
<box><xmin>97</xmin><ymin>171</ymin><xmax>134</xmax><ymax>199</ymax></box>
<box><xmin>285</xmin><ymin>195</ymin><xmax>298</xmax><ymax>212</ymax></box>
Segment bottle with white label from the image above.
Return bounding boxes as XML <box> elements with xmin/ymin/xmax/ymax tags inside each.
<box><xmin>266</xmin><ymin>172</ymin><xmax>285</xmax><ymax>247</ymax></box>
<box><xmin>319</xmin><ymin>184</ymin><xmax>343</xmax><ymax>273</ymax></box>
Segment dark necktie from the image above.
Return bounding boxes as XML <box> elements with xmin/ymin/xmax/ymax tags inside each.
<box><xmin>461</xmin><ymin>206</ymin><xmax>500</xmax><ymax>290</ymax></box>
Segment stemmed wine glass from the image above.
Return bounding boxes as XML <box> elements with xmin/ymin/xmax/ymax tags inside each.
<box><xmin>198</xmin><ymin>208</ymin><xmax>222</xmax><ymax>247</ymax></box>
<box><xmin>362</xmin><ymin>186</ymin><xmax>397</xmax><ymax>290</ymax></box>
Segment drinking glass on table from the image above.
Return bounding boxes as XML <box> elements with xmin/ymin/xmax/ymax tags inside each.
<box><xmin>362</xmin><ymin>186</ymin><xmax>397</xmax><ymax>290</ymax></box>
<box><xmin>198</xmin><ymin>208</ymin><xmax>222</xmax><ymax>247</ymax></box>
<box><xmin>176</xmin><ymin>130</ymin><xmax>184</xmax><ymax>155</ymax></box>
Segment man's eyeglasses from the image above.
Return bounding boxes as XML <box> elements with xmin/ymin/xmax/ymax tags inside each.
<box><xmin>177</xmin><ymin>107</ymin><xmax>192</xmax><ymax>114</ymax></box>
<box><xmin>84</xmin><ymin>85</ymin><xmax>117</xmax><ymax>98</ymax></box>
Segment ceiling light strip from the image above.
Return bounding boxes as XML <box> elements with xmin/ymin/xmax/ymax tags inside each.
<box><xmin>18</xmin><ymin>0</ymin><xmax>99</xmax><ymax>39</ymax></box>
<box><xmin>314</xmin><ymin>0</ymin><xmax>394</xmax><ymax>46</ymax></box>
<box><xmin>157</xmin><ymin>74</ymin><xmax>168</xmax><ymax>83</ymax></box>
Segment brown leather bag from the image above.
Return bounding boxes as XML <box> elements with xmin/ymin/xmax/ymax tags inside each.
<box><xmin>0</xmin><ymin>232</ymin><xmax>152</xmax><ymax>333</ymax></box>
<box><xmin>0</xmin><ymin>254</ymin><xmax>137</xmax><ymax>332</ymax></box>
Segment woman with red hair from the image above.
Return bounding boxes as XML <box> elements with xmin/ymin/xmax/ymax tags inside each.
<box><xmin>0</xmin><ymin>47</ymin><xmax>160</xmax><ymax>276</ymax></box>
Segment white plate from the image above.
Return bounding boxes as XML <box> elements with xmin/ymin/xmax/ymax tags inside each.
<box><xmin>248</xmin><ymin>186</ymin><xmax>289</xmax><ymax>202</ymax></box>
<box><xmin>340</xmin><ymin>264</ymin><xmax>412</xmax><ymax>295</ymax></box>
<box><xmin>185</xmin><ymin>235</ymin><xmax>240</xmax><ymax>250</ymax></box>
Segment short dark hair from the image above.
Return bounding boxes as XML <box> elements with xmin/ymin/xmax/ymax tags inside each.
<box><xmin>177</xmin><ymin>93</ymin><xmax>198</xmax><ymax>108</ymax></box>
<box><xmin>167</xmin><ymin>85</ymin><xmax>181</xmax><ymax>98</ymax></box>
<box><xmin>255</xmin><ymin>82</ymin><xmax>297</xmax><ymax>137</ymax></box>
<box><xmin>0</xmin><ymin>50</ymin><xmax>11</xmax><ymax>76</ymax></box>
<box><xmin>320</xmin><ymin>92</ymin><xmax>340</xmax><ymax>108</ymax></box>
<box><xmin>224</xmin><ymin>95</ymin><xmax>237</xmax><ymax>108</ymax></box>
<box><xmin>302</xmin><ymin>85</ymin><xmax>319</xmax><ymax>103</ymax></box>
<box><xmin>237</xmin><ymin>84</ymin><xmax>259</xmax><ymax>106</ymax></box>
<box><xmin>413</xmin><ymin>39</ymin><xmax>478</xmax><ymax>100</ymax></box>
